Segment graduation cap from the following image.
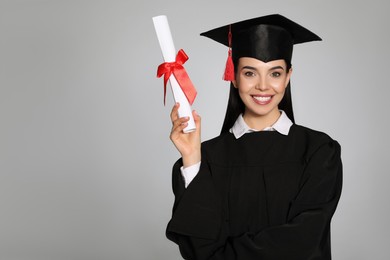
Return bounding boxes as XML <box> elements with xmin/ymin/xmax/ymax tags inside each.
<box><xmin>200</xmin><ymin>14</ymin><xmax>322</xmax><ymax>81</ymax></box>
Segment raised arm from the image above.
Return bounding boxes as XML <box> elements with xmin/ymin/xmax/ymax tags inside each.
<box><xmin>169</xmin><ymin>102</ymin><xmax>202</xmax><ymax>168</ymax></box>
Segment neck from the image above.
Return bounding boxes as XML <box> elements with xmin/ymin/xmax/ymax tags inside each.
<box><xmin>243</xmin><ymin>108</ymin><xmax>281</xmax><ymax>130</ymax></box>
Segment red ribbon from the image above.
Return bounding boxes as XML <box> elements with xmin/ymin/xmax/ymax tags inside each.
<box><xmin>157</xmin><ymin>49</ymin><xmax>197</xmax><ymax>105</ymax></box>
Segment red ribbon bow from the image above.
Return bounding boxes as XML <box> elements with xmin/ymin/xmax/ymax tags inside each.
<box><xmin>157</xmin><ymin>49</ymin><xmax>197</xmax><ymax>105</ymax></box>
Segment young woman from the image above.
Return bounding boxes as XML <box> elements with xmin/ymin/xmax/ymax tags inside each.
<box><xmin>166</xmin><ymin>14</ymin><xmax>342</xmax><ymax>260</ymax></box>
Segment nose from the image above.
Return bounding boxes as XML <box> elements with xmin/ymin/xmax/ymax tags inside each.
<box><xmin>255</xmin><ymin>77</ymin><xmax>269</xmax><ymax>91</ymax></box>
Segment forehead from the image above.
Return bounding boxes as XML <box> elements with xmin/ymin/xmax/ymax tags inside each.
<box><xmin>238</xmin><ymin>57</ymin><xmax>287</xmax><ymax>68</ymax></box>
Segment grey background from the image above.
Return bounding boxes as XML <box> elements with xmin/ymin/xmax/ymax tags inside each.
<box><xmin>1</xmin><ymin>0</ymin><xmax>389</xmax><ymax>259</ymax></box>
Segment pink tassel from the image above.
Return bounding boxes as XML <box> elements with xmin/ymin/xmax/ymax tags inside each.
<box><xmin>223</xmin><ymin>25</ymin><xmax>234</xmax><ymax>81</ymax></box>
<box><xmin>223</xmin><ymin>49</ymin><xmax>235</xmax><ymax>81</ymax></box>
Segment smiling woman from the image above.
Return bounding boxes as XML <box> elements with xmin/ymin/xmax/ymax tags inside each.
<box><xmin>166</xmin><ymin>14</ymin><xmax>342</xmax><ymax>260</ymax></box>
<box><xmin>233</xmin><ymin>58</ymin><xmax>292</xmax><ymax>130</ymax></box>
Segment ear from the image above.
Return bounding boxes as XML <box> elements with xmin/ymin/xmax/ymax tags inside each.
<box><xmin>285</xmin><ymin>67</ymin><xmax>293</xmax><ymax>88</ymax></box>
<box><xmin>232</xmin><ymin>79</ymin><xmax>238</xmax><ymax>89</ymax></box>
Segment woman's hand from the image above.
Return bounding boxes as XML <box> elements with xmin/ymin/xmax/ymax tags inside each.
<box><xmin>170</xmin><ymin>103</ymin><xmax>201</xmax><ymax>168</ymax></box>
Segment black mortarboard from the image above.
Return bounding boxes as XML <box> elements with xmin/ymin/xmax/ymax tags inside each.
<box><xmin>200</xmin><ymin>14</ymin><xmax>321</xmax><ymax>80</ymax></box>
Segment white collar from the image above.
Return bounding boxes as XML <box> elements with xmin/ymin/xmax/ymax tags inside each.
<box><xmin>230</xmin><ymin>110</ymin><xmax>293</xmax><ymax>139</ymax></box>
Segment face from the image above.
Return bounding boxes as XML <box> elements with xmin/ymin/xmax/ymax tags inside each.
<box><xmin>233</xmin><ymin>57</ymin><xmax>292</xmax><ymax>125</ymax></box>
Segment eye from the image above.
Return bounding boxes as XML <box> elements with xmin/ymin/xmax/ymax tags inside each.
<box><xmin>244</xmin><ymin>71</ymin><xmax>256</xmax><ymax>77</ymax></box>
<box><xmin>270</xmin><ymin>71</ymin><xmax>282</xmax><ymax>78</ymax></box>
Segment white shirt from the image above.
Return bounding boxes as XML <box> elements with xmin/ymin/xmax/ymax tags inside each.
<box><xmin>181</xmin><ymin>111</ymin><xmax>293</xmax><ymax>188</ymax></box>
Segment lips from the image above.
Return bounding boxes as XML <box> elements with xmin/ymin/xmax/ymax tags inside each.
<box><xmin>252</xmin><ymin>95</ymin><xmax>273</xmax><ymax>105</ymax></box>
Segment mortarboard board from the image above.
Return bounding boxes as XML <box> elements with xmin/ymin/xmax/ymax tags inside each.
<box><xmin>200</xmin><ymin>14</ymin><xmax>322</xmax><ymax>80</ymax></box>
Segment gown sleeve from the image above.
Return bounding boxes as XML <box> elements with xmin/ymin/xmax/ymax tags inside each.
<box><xmin>166</xmin><ymin>139</ymin><xmax>342</xmax><ymax>260</ymax></box>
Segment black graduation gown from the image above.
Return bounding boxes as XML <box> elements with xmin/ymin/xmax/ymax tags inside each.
<box><xmin>166</xmin><ymin>124</ymin><xmax>342</xmax><ymax>260</ymax></box>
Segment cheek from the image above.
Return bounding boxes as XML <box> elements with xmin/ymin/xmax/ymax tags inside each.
<box><xmin>270</xmin><ymin>78</ymin><xmax>289</xmax><ymax>93</ymax></box>
<box><xmin>269</xmin><ymin>84</ymin><xmax>283</xmax><ymax>94</ymax></box>
<box><xmin>237</xmin><ymin>78</ymin><xmax>256</xmax><ymax>92</ymax></box>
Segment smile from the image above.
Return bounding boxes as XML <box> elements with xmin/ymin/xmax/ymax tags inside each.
<box><xmin>252</xmin><ymin>95</ymin><xmax>273</xmax><ymax>105</ymax></box>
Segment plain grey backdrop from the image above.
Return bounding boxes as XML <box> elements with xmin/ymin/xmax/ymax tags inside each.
<box><xmin>1</xmin><ymin>0</ymin><xmax>389</xmax><ymax>259</ymax></box>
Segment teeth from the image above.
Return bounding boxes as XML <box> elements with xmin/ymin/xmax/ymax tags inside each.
<box><xmin>253</xmin><ymin>96</ymin><xmax>271</xmax><ymax>102</ymax></box>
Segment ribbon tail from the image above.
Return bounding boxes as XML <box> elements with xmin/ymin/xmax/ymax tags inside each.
<box><xmin>163</xmin><ymin>74</ymin><xmax>170</xmax><ymax>106</ymax></box>
<box><xmin>173</xmin><ymin>68</ymin><xmax>197</xmax><ymax>105</ymax></box>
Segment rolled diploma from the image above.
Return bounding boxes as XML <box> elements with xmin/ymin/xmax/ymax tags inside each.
<box><xmin>153</xmin><ymin>15</ymin><xmax>196</xmax><ymax>133</ymax></box>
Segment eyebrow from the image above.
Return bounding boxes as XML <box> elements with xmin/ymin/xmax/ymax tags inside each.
<box><xmin>270</xmin><ymin>66</ymin><xmax>285</xmax><ymax>71</ymax></box>
<box><xmin>241</xmin><ymin>65</ymin><xmax>285</xmax><ymax>71</ymax></box>
<box><xmin>241</xmin><ymin>66</ymin><xmax>257</xmax><ymax>71</ymax></box>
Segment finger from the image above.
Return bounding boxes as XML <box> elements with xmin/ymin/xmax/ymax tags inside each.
<box><xmin>171</xmin><ymin>116</ymin><xmax>190</xmax><ymax>131</ymax></box>
<box><xmin>193</xmin><ymin>110</ymin><xmax>201</xmax><ymax>130</ymax></box>
<box><xmin>170</xmin><ymin>102</ymin><xmax>180</xmax><ymax>122</ymax></box>
<box><xmin>170</xmin><ymin>120</ymin><xmax>189</xmax><ymax>139</ymax></box>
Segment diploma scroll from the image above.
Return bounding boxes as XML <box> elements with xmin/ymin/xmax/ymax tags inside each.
<box><xmin>153</xmin><ymin>15</ymin><xmax>196</xmax><ymax>133</ymax></box>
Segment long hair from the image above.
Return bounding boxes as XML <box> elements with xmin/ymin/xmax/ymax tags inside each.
<box><xmin>220</xmin><ymin>64</ymin><xmax>295</xmax><ymax>134</ymax></box>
